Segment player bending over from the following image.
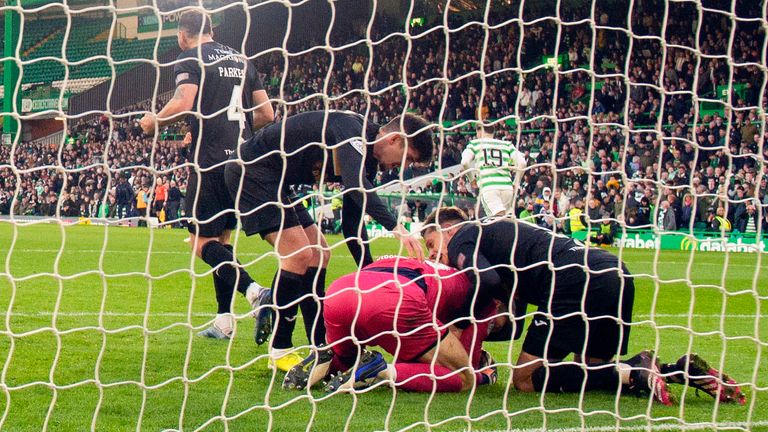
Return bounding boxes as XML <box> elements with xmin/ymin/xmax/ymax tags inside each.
<box><xmin>224</xmin><ymin>110</ymin><xmax>432</xmax><ymax>371</ymax></box>
<box><xmin>421</xmin><ymin>207</ymin><xmax>745</xmax><ymax>405</ymax></box>
<box><xmin>139</xmin><ymin>10</ymin><xmax>274</xmax><ymax>339</ymax></box>
<box><xmin>283</xmin><ymin>257</ymin><xmax>502</xmax><ymax>393</ymax></box>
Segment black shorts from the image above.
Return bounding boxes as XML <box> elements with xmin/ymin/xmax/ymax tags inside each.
<box><xmin>224</xmin><ymin>161</ymin><xmax>314</xmax><ymax>237</ymax></box>
<box><xmin>184</xmin><ymin>167</ymin><xmax>237</xmax><ymax>238</ymax></box>
<box><xmin>522</xmin><ymin>263</ymin><xmax>634</xmax><ymax>361</ymax></box>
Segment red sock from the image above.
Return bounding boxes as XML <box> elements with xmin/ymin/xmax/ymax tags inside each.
<box><xmin>394</xmin><ymin>363</ymin><xmax>464</xmax><ymax>392</ymax></box>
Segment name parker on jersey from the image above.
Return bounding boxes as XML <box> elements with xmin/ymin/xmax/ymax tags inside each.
<box><xmin>217</xmin><ymin>66</ymin><xmax>245</xmax><ymax>78</ymax></box>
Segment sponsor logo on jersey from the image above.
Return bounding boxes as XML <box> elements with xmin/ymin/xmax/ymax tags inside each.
<box><xmin>349</xmin><ymin>139</ymin><xmax>365</xmax><ymax>156</ymax></box>
<box><xmin>533</xmin><ymin>319</ymin><xmax>547</xmax><ymax>327</ymax></box>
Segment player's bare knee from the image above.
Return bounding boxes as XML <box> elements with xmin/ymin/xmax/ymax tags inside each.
<box><xmin>193</xmin><ymin>236</ymin><xmax>211</xmax><ymax>258</ymax></box>
<box><xmin>307</xmin><ymin>247</ymin><xmax>322</xmax><ymax>268</ymax></box>
<box><xmin>512</xmin><ymin>362</ymin><xmax>539</xmax><ymax>393</ymax></box>
<box><xmin>319</xmin><ymin>248</ymin><xmax>331</xmax><ymax>267</ymax></box>
<box><xmin>282</xmin><ymin>247</ymin><xmax>313</xmax><ymax>274</ymax></box>
<box><xmin>512</xmin><ymin>372</ymin><xmax>536</xmax><ymax>393</ymax></box>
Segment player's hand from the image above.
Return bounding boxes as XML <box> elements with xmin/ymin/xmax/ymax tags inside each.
<box><xmin>393</xmin><ymin>224</ymin><xmax>424</xmax><ymax>261</ymax></box>
<box><xmin>139</xmin><ymin>113</ymin><xmax>156</xmax><ymax>135</ymax></box>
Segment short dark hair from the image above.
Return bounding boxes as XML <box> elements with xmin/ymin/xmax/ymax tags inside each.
<box><xmin>386</xmin><ymin>113</ymin><xmax>434</xmax><ymax>163</ymax></box>
<box><xmin>179</xmin><ymin>10</ymin><xmax>212</xmax><ymax>36</ymax></box>
<box><xmin>421</xmin><ymin>206</ymin><xmax>468</xmax><ymax>236</ymax></box>
<box><xmin>475</xmin><ymin>120</ymin><xmax>498</xmax><ymax>136</ymax></box>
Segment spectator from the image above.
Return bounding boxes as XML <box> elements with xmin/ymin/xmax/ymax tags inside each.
<box><xmin>586</xmin><ymin>197</ymin><xmax>602</xmax><ymax>222</ymax></box>
<box><xmin>707</xmin><ymin>206</ymin><xmax>732</xmax><ymax>232</ymax></box>
<box><xmin>537</xmin><ymin>201</ymin><xmax>556</xmax><ymax>230</ymax></box>
<box><xmin>519</xmin><ymin>202</ymin><xmax>536</xmax><ymax>222</ymax></box>
<box><xmin>115</xmin><ymin>174</ymin><xmax>135</xmax><ymax>219</ymax></box>
<box><xmin>166</xmin><ymin>180</ymin><xmax>183</xmax><ymax>227</ymax></box>
<box><xmin>735</xmin><ymin>202</ymin><xmax>760</xmax><ymax>234</ymax></box>
<box><xmin>590</xmin><ymin>213</ymin><xmax>617</xmax><ymax>246</ymax></box>
<box><xmin>568</xmin><ymin>199</ymin><xmax>586</xmax><ymax>233</ymax></box>
<box><xmin>678</xmin><ymin>193</ymin><xmax>694</xmax><ymax>230</ymax></box>
<box><xmin>657</xmin><ymin>200</ymin><xmax>677</xmax><ymax>231</ymax></box>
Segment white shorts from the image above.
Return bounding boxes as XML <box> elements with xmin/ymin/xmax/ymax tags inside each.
<box><xmin>479</xmin><ymin>188</ymin><xmax>515</xmax><ymax>216</ymax></box>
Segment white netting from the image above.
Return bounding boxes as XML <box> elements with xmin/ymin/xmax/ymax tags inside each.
<box><xmin>0</xmin><ymin>0</ymin><xmax>766</xmax><ymax>430</ymax></box>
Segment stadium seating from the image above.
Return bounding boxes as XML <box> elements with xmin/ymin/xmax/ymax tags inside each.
<box><xmin>1</xmin><ymin>2</ymin><xmax>765</xmax><ymax>243</ymax></box>
<box><xmin>17</xmin><ymin>17</ymin><xmax>176</xmax><ymax>86</ymax></box>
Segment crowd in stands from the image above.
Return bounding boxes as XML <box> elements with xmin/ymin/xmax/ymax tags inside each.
<box><xmin>1</xmin><ymin>0</ymin><xmax>766</xmax><ymax>239</ymax></box>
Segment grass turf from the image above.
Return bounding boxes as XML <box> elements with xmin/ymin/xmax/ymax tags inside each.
<box><xmin>0</xmin><ymin>222</ymin><xmax>765</xmax><ymax>431</ymax></box>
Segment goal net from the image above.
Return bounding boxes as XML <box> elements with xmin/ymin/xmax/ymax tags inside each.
<box><xmin>0</xmin><ymin>0</ymin><xmax>765</xmax><ymax>430</ymax></box>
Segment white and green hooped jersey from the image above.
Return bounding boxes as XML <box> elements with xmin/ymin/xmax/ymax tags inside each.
<box><xmin>461</xmin><ymin>138</ymin><xmax>527</xmax><ymax>191</ymax></box>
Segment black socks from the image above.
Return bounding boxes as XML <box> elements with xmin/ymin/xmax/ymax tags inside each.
<box><xmin>200</xmin><ymin>242</ymin><xmax>255</xmax><ymax>295</ymax></box>
<box><xmin>531</xmin><ymin>363</ymin><xmax>620</xmax><ymax>393</ymax></box>
<box><xmin>272</xmin><ymin>270</ymin><xmax>305</xmax><ymax>350</ymax></box>
<box><xmin>272</xmin><ymin>266</ymin><xmax>329</xmax><ymax>349</ymax></box>
<box><xmin>201</xmin><ymin>242</ymin><xmax>256</xmax><ymax>314</ymax></box>
<box><xmin>299</xmin><ymin>267</ymin><xmax>327</xmax><ymax>346</ymax></box>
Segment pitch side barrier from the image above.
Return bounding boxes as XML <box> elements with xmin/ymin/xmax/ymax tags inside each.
<box><xmin>571</xmin><ymin>228</ymin><xmax>768</xmax><ymax>254</ymax></box>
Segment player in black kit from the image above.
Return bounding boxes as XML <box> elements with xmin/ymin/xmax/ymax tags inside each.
<box><xmin>224</xmin><ymin>110</ymin><xmax>432</xmax><ymax>371</ymax></box>
<box><xmin>420</xmin><ymin>207</ymin><xmax>741</xmax><ymax>405</ymax></box>
<box><xmin>422</xmin><ymin>207</ymin><xmax>746</xmax><ymax>404</ymax></box>
<box><xmin>140</xmin><ymin>10</ymin><xmax>275</xmax><ymax>340</ymax></box>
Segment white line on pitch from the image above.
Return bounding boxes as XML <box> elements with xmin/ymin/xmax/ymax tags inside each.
<box><xmin>2</xmin><ymin>248</ymin><xmax>268</xmax><ymax>256</ymax></box>
<box><xmin>497</xmin><ymin>420</ymin><xmax>768</xmax><ymax>432</ymax></box>
<box><xmin>4</xmin><ymin>250</ymin><xmax>767</xmax><ymax>268</ymax></box>
<box><xmin>4</xmin><ymin>249</ymin><xmax>767</xmax><ymax>260</ymax></box>
<box><xmin>0</xmin><ymin>312</ymin><xmax>765</xmax><ymax>319</ymax></box>
<box><xmin>0</xmin><ymin>248</ymin><xmax>360</xmax><ymax>259</ymax></box>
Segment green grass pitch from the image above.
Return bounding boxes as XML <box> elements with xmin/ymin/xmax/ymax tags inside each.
<box><xmin>0</xmin><ymin>223</ymin><xmax>765</xmax><ymax>431</ymax></box>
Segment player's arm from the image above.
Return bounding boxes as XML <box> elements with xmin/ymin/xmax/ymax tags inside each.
<box><xmin>247</xmin><ymin>63</ymin><xmax>274</xmax><ymax>130</ymax></box>
<box><xmin>140</xmin><ymin>84</ymin><xmax>197</xmax><ymax>134</ymax></box>
<box><xmin>448</xmin><ymin>237</ymin><xmax>503</xmax><ymax>305</ymax></box>
<box><xmin>510</xmin><ymin>149</ymin><xmax>527</xmax><ymax>170</ymax></box>
<box><xmin>460</xmin><ymin>147</ymin><xmax>476</xmax><ymax>181</ymax></box>
<box><xmin>509</xmin><ymin>149</ymin><xmax>527</xmax><ymax>180</ymax></box>
<box><xmin>337</xmin><ymin>144</ymin><xmax>424</xmax><ymax>260</ymax></box>
<box><xmin>460</xmin><ymin>147</ymin><xmax>474</xmax><ymax>171</ymax></box>
<box><xmin>140</xmin><ymin>59</ymin><xmax>199</xmax><ymax>134</ymax></box>
<box><xmin>250</xmin><ymin>90</ymin><xmax>274</xmax><ymax>130</ymax></box>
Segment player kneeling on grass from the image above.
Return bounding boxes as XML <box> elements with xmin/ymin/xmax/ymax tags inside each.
<box><xmin>283</xmin><ymin>257</ymin><xmax>502</xmax><ymax>393</ymax></box>
<box><xmin>420</xmin><ymin>206</ymin><xmax>745</xmax><ymax>405</ymax></box>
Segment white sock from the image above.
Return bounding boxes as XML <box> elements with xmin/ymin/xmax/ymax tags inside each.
<box><xmin>617</xmin><ymin>362</ymin><xmax>632</xmax><ymax>385</ymax></box>
<box><xmin>382</xmin><ymin>364</ymin><xmax>397</xmax><ymax>381</ymax></box>
<box><xmin>214</xmin><ymin>314</ymin><xmax>233</xmax><ymax>332</ymax></box>
<box><xmin>271</xmin><ymin>347</ymin><xmax>294</xmax><ymax>359</ymax></box>
<box><xmin>245</xmin><ymin>282</ymin><xmax>263</xmax><ymax>305</ymax></box>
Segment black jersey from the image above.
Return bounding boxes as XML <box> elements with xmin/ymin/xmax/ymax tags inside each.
<box><xmin>174</xmin><ymin>41</ymin><xmax>264</xmax><ymax>169</ymax></box>
<box><xmin>239</xmin><ymin>110</ymin><xmax>397</xmax><ymax>230</ymax></box>
<box><xmin>447</xmin><ymin>218</ymin><xmax>620</xmax><ymax>308</ymax></box>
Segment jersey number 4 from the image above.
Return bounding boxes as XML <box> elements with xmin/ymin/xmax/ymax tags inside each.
<box><xmin>482</xmin><ymin>148</ymin><xmax>504</xmax><ymax>167</ymax></box>
<box><xmin>227</xmin><ymin>85</ymin><xmax>246</xmax><ymax>127</ymax></box>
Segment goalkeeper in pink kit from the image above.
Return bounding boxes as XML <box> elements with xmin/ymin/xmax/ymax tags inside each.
<box><xmin>283</xmin><ymin>257</ymin><xmax>505</xmax><ymax>392</ymax></box>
